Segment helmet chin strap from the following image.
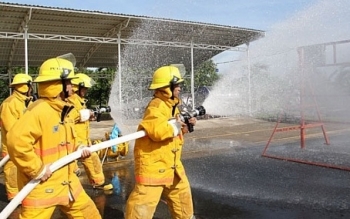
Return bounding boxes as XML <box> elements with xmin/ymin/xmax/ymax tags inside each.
<box><xmin>78</xmin><ymin>86</ymin><xmax>83</xmax><ymax>97</ymax></box>
<box><xmin>170</xmin><ymin>84</ymin><xmax>175</xmax><ymax>99</ymax></box>
<box><xmin>62</xmin><ymin>79</ymin><xmax>69</xmax><ymax>99</ymax></box>
<box><xmin>170</xmin><ymin>75</ymin><xmax>179</xmax><ymax>100</ymax></box>
<box><xmin>26</xmin><ymin>82</ymin><xmax>32</xmax><ymax>97</ymax></box>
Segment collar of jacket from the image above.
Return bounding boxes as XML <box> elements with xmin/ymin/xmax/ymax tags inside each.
<box><xmin>68</xmin><ymin>93</ymin><xmax>86</xmax><ymax>107</ymax></box>
<box><xmin>39</xmin><ymin>97</ymin><xmax>72</xmax><ymax>112</ymax></box>
<box><xmin>13</xmin><ymin>90</ymin><xmax>29</xmax><ymax>101</ymax></box>
<box><xmin>154</xmin><ymin>88</ymin><xmax>180</xmax><ymax>107</ymax></box>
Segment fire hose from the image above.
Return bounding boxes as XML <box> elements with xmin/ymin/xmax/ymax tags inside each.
<box><xmin>0</xmin><ymin>105</ymin><xmax>206</xmax><ymax>218</ymax></box>
<box><xmin>0</xmin><ymin>130</ymin><xmax>146</xmax><ymax>219</ymax></box>
<box><xmin>0</xmin><ymin>155</ymin><xmax>9</xmax><ymax>168</ymax></box>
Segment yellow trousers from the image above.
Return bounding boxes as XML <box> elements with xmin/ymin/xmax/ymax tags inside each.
<box><xmin>4</xmin><ymin>160</ymin><xmax>18</xmax><ymax>200</ymax></box>
<box><xmin>81</xmin><ymin>152</ymin><xmax>105</xmax><ymax>185</ymax></box>
<box><xmin>125</xmin><ymin>175</ymin><xmax>194</xmax><ymax>219</ymax></box>
<box><xmin>19</xmin><ymin>189</ymin><xmax>101</xmax><ymax>219</ymax></box>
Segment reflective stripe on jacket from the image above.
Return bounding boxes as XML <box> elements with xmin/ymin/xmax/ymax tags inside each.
<box><xmin>134</xmin><ymin>89</ymin><xmax>186</xmax><ymax>186</ymax></box>
<box><xmin>7</xmin><ymin>98</ymin><xmax>83</xmax><ymax>208</ymax></box>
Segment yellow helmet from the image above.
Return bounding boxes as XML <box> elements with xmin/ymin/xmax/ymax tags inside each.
<box><xmin>10</xmin><ymin>73</ymin><xmax>32</xmax><ymax>86</ymax></box>
<box><xmin>35</xmin><ymin>57</ymin><xmax>77</xmax><ymax>98</ymax></box>
<box><xmin>10</xmin><ymin>73</ymin><xmax>33</xmax><ymax>93</ymax></box>
<box><xmin>149</xmin><ymin>66</ymin><xmax>184</xmax><ymax>90</ymax></box>
<box><xmin>71</xmin><ymin>73</ymin><xmax>96</xmax><ymax>92</ymax></box>
<box><xmin>34</xmin><ymin>57</ymin><xmax>76</xmax><ymax>83</ymax></box>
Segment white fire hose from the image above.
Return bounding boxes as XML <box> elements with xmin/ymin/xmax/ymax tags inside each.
<box><xmin>0</xmin><ymin>130</ymin><xmax>146</xmax><ymax>219</ymax></box>
<box><xmin>0</xmin><ymin>155</ymin><xmax>9</xmax><ymax>168</ymax></box>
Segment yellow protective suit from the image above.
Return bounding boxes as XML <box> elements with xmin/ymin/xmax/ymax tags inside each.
<box><xmin>67</xmin><ymin>93</ymin><xmax>105</xmax><ymax>186</ymax></box>
<box><xmin>0</xmin><ymin>90</ymin><xmax>32</xmax><ymax>200</ymax></box>
<box><xmin>125</xmin><ymin>88</ymin><xmax>194</xmax><ymax>219</ymax></box>
<box><xmin>6</xmin><ymin>98</ymin><xmax>101</xmax><ymax>219</ymax></box>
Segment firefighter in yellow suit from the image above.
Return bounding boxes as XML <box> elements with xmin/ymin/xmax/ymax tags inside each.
<box><xmin>125</xmin><ymin>66</ymin><xmax>196</xmax><ymax>219</ymax></box>
<box><xmin>0</xmin><ymin>73</ymin><xmax>33</xmax><ymax>200</ymax></box>
<box><xmin>68</xmin><ymin>73</ymin><xmax>112</xmax><ymax>190</ymax></box>
<box><xmin>7</xmin><ymin>57</ymin><xmax>101</xmax><ymax>219</ymax></box>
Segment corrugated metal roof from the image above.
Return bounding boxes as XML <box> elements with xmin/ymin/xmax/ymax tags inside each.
<box><xmin>0</xmin><ymin>2</ymin><xmax>265</xmax><ymax>71</ymax></box>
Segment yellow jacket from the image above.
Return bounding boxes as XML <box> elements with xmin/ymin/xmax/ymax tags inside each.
<box><xmin>134</xmin><ymin>88</ymin><xmax>186</xmax><ymax>186</ymax></box>
<box><xmin>0</xmin><ymin>90</ymin><xmax>32</xmax><ymax>157</ymax></box>
<box><xmin>67</xmin><ymin>93</ymin><xmax>90</xmax><ymax>147</ymax></box>
<box><xmin>7</xmin><ymin>98</ymin><xmax>83</xmax><ymax>208</ymax></box>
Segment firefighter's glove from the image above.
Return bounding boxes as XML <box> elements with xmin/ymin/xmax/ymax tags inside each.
<box><xmin>168</xmin><ymin>118</ymin><xmax>182</xmax><ymax>137</ymax></box>
<box><xmin>79</xmin><ymin>109</ymin><xmax>91</xmax><ymax>122</ymax></box>
<box><xmin>74</xmin><ymin>168</ymin><xmax>82</xmax><ymax>177</ymax></box>
<box><xmin>77</xmin><ymin>146</ymin><xmax>91</xmax><ymax>159</ymax></box>
<box><xmin>35</xmin><ymin>164</ymin><xmax>52</xmax><ymax>182</ymax></box>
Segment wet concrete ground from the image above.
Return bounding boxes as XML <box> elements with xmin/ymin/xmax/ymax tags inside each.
<box><xmin>1</xmin><ymin>117</ymin><xmax>350</xmax><ymax>218</ymax></box>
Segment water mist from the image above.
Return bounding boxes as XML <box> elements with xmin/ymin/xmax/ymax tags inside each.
<box><xmin>203</xmin><ymin>0</ymin><xmax>350</xmax><ymax>122</ymax></box>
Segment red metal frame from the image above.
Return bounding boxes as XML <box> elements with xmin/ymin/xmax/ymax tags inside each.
<box><xmin>261</xmin><ymin>46</ymin><xmax>339</xmax><ymax>169</ymax></box>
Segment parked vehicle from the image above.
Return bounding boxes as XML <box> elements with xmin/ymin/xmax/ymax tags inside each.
<box><xmin>180</xmin><ymin>86</ymin><xmax>211</xmax><ymax>109</ymax></box>
<box><xmin>194</xmin><ymin>86</ymin><xmax>211</xmax><ymax>107</ymax></box>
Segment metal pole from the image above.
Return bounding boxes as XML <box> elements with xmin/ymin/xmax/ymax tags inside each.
<box><xmin>191</xmin><ymin>41</ymin><xmax>195</xmax><ymax>110</ymax></box>
<box><xmin>298</xmin><ymin>47</ymin><xmax>306</xmax><ymax>149</ymax></box>
<box><xmin>117</xmin><ymin>33</ymin><xmax>122</xmax><ymax>107</ymax></box>
<box><xmin>246</xmin><ymin>43</ymin><xmax>252</xmax><ymax>116</ymax></box>
<box><xmin>8</xmin><ymin>69</ymin><xmax>12</xmax><ymax>95</ymax></box>
<box><xmin>24</xmin><ymin>25</ymin><xmax>29</xmax><ymax>74</ymax></box>
<box><xmin>24</xmin><ymin>8</ymin><xmax>32</xmax><ymax>75</ymax></box>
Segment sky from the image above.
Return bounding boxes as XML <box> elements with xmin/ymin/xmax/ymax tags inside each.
<box><xmin>3</xmin><ymin>0</ymin><xmax>319</xmax><ymax>31</ymax></box>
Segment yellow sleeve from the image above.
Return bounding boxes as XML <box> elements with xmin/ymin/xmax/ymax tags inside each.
<box><xmin>7</xmin><ymin>103</ymin><xmax>44</xmax><ymax>179</ymax></box>
<box><xmin>139</xmin><ymin>101</ymin><xmax>175</xmax><ymax>142</ymax></box>
<box><xmin>0</xmin><ymin>100</ymin><xmax>20</xmax><ymax>132</ymax></box>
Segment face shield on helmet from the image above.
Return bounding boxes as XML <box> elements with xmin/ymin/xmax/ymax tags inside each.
<box><xmin>149</xmin><ymin>66</ymin><xmax>184</xmax><ymax>90</ymax></box>
<box><xmin>35</xmin><ymin>57</ymin><xmax>77</xmax><ymax>98</ymax></box>
<box><xmin>10</xmin><ymin>73</ymin><xmax>33</xmax><ymax>93</ymax></box>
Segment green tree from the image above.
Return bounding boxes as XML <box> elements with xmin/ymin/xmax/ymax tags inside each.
<box><xmin>180</xmin><ymin>60</ymin><xmax>220</xmax><ymax>107</ymax></box>
<box><xmin>82</xmin><ymin>68</ymin><xmax>116</xmax><ymax>108</ymax></box>
<box><xmin>0</xmin><ymin>73</ymin><xmax>9</xmax><ymax>103</ymax></box>
<box><xmin>183</xmin><ymin>60</ymin><xmax>220</xmax><ymax>92</ymax></box>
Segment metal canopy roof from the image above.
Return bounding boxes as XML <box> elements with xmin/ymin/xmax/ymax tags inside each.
<box><xmin>0</xmin><ymin>2</ymin><xmax>265</xmax><ymax>71</ymax></box>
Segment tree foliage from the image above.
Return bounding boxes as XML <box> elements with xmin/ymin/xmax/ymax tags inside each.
<box><xmin>183</xmin><ymin>60</ymin><xmax>220</xmax><ymax>92</ymax></box>
<box><xmin>82</xmin><ymin>68</ymin><xmax>116</xmax><ymax>108</ymax></box>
